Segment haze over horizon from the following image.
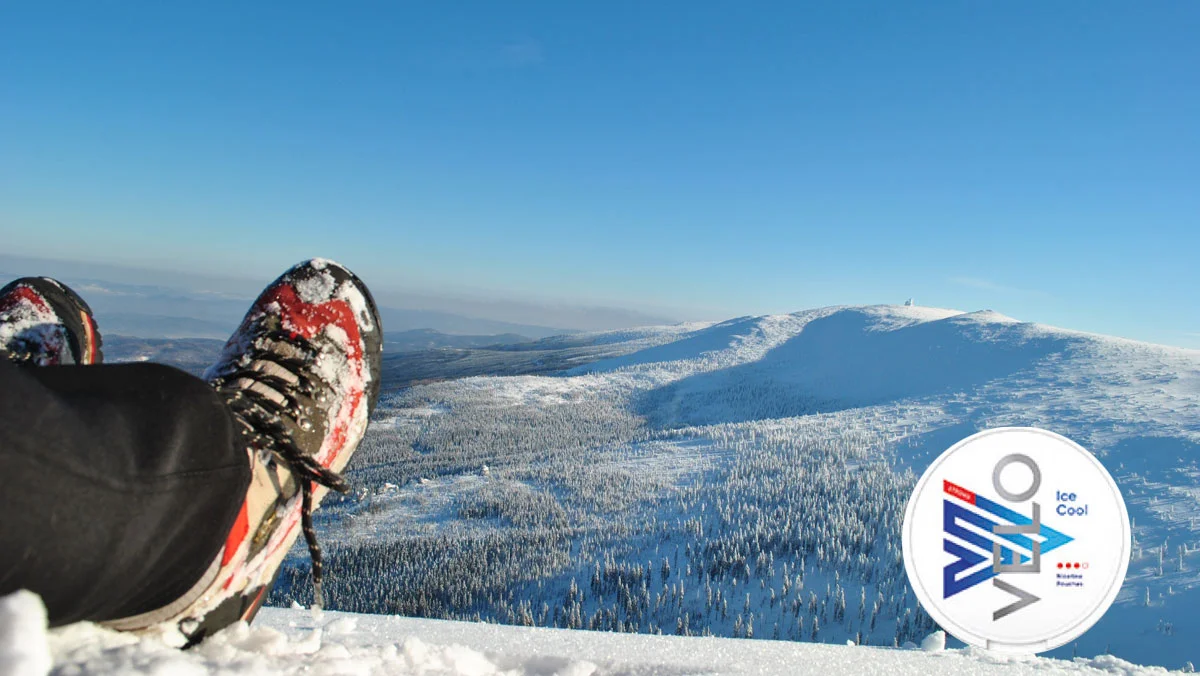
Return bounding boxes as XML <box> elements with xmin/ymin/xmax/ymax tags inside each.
<box><xmin>0</xmin><ymin>253</ymin><xmax>677</xmax><ymax>335</ymax></box>
<box><xmin>2</xmin><ymin>3</ymin><xmax>1197</xmax><ymax>347</ymax></box>
<box><xmin>5</xmin><ymin>253</ymin><xmax>1198</xmax><ymax>352</ymax></box>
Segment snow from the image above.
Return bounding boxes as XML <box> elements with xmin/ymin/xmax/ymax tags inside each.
<box><xmin>294</xmin><ymin>271</ymin><xmax>337</xmax><ymax>305</ymax></box>
<box><xmin>327</xmin><ymin>304</ymin><xmax>1200</xmax><ymax>669</ymax></box>
<box><xmin>13</xmin><ymin>303</ymin><xmax>1198</xmax><ymax>673</ymax></box>
<box><xmin>923</xmin><ymin>630</ymin><xmax>947</xmax><ymax>652</ymax></box>
<box><xmin>0</xmin><ymin>591</ymin><xmax>52</xmax><ymax>676</ymax></box>
<box><xmin>4</xmin><ymin>591</ymin><xmax>1175</xmax><ymax>675</ymax></box>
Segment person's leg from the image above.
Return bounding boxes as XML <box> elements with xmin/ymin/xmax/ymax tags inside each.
<box><xmin>0</xmin><ymin>357</ymin><xmax>250</xmax><ymax>626</ymax></box>
<box><xmin>0</xmin><ymin>260</ymin><xmax>382</xmax><ymax>646</ymax></box>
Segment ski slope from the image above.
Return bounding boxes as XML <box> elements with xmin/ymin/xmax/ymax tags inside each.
<box><xmin>2</xmin><ymin>591</ymin><xmax>1180</xmax><ymax>675</ymax></box>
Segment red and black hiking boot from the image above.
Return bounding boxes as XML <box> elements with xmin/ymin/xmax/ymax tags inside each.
<box><xmin>0</xmin><ymin>277</ymin><xmax>102</xmax><ymax>366</ymax></box>
<box><xmin>102</xmin><ymin>259</ymin><xmax>382</xmax><ymax>646</ymax></box>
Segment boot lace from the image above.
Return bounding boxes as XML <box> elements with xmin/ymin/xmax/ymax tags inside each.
<box><xmin>4</xmin><ymin>343</ymin><xmax>37</xmax><ymax>365</ymax></box>
<box><xmin>212</xmin><ymin>329</ymin><xmax>350</xmax><ymax>609</ymax></box>
<box><xmin>2</xmin><ymin>335</ymin><xmax>61</xmax><ymax>366</ymax></box>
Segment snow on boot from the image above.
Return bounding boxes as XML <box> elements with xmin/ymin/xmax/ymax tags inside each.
<box><xmin>0</xmin><ymin>277</ymin><xmax>102</xmax><ymax>365</ymax></box>
<box><xmin>101</xmin><ymin>259</ymin><xmax>382</xmax><ymax>646</ymax></box>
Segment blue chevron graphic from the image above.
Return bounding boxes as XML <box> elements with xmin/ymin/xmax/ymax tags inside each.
<box><xmin>942</xmin><ymin>490</ymin><xmax>1073</xmax><ymax>598</ymax></box>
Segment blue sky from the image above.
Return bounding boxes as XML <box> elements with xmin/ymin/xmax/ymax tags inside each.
<box><xmin>2</xmin><ymin>2</ymin><xmax>1197</xmax><ymax>345</ymax></box>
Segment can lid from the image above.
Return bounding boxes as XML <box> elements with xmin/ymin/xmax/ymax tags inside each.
<box><xmin>902</xmin><ymin>427</ymin><xmax>1130</xmax><ymax>654</ymax></box>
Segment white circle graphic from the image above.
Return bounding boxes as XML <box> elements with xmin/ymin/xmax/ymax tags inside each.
<box><xmin>902</xmin><ymin>427</ymin><xmax>1130</xmax><ymax>654</ymax></box>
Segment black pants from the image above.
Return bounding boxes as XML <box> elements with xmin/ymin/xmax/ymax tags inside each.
<box><xmin>0</xmin><ymin>358</ymin><xmax>250</xmax><ymax>626</ymax></box>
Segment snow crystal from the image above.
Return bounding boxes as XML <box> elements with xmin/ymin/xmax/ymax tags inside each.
<box><xmin>0</xmin><ymin>590</ymin><xmax>51</xmax><ymax>676</ymax></box>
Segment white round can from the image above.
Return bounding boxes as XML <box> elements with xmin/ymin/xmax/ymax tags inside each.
<box><xmin>902</xmin><ymin>427</ymin><xmax>1130</xmax><ymax>653</ymax></box>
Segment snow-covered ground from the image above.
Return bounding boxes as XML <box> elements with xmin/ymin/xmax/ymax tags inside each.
<box><xmin>287</xmin><ymin>305</ymin><xmax>1198</xmax><ymax>670</ymax></box>
<box><xmin>3</xmin><ymin>591</ymin><xmax>1183</xmax><ymax>675</ymax></box>
<box><xmin>20</xmin><ymin>304</ymin><xmax>1196</xmax><ymax>674</ymax></box>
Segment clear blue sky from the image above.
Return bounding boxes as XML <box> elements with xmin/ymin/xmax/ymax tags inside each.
<box><xmin>2</xmin><ymin>2</ymin><xmax>1197</xmax><ymax>346</ymax></box>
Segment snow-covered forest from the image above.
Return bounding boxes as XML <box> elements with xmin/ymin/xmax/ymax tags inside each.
<box><xmin>260</xmin><ymin>305</ymin><xmax>1200</xmax><ymax>670</ymax></box>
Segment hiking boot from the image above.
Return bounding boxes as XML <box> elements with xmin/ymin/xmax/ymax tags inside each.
<box><xmin>102</xmin><ymin>259</ymin><xmax>382</xmax><ymax>646</ymax></box>
<box><xmin>0</xmin><ymin>277</ymin><xmax>102</xmax><ymax>366</ymax></box>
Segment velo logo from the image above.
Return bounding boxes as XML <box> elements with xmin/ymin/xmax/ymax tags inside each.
<box><xmin>903</xmin><ymin>428</ymin><xmax>1130</xmax><ymax>654</ymax></box>
<box><xmin>940</xmin><ymin>456</ymin><xmax>1072</xmax><ymax>618</ymax></box>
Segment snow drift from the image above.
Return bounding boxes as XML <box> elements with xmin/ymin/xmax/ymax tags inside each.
<box><xmin>3</xmin><ymin>591</ymin><xmax>1181</xmax><ymax>675</ymax></box>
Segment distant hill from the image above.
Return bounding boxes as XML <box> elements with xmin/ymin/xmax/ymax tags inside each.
<box><xmin>101</xmin><ymin>336</ymin><xmax>226</xmax><ymax>376</ymax></box>
<box><xmin>98</xmin><ymin>314</ymin><xmax>240</xmax><ymax>340</ymax></box>
<box><xmin>104</xmin><ymin>329</ymin><xmax>550</xmax><ymax>377</ymax></box>
<box><xmin>384</xmin><ymin>329</ymin><xmax>531</xmax><ymax>352</ymax></box>
<box><xmin>375</xmin><ymin>308</ymin><xmax>567</xmax><ymax>339</ymax></box>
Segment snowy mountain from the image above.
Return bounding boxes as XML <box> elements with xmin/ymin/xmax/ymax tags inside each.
<box><xmin>250</xmin><ymin>304</ymin><xmax>1199</xmax><ymax>671</ymax></box>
